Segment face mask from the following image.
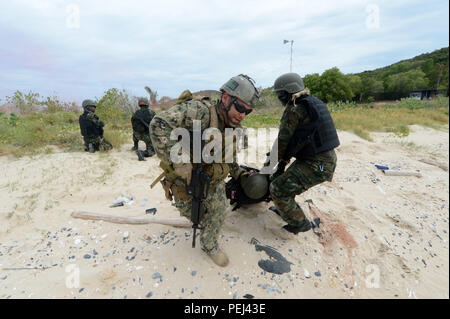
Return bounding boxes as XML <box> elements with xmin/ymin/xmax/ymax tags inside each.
<box><xmin>277</xmin><ymin>91</ymin><xmax>291</xmax><ymax>106</ymax></box>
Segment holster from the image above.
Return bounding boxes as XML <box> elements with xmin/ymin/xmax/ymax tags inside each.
<box><xmin>160</xmin><ymin>178</ymin><xmax>191</xmax><ymax>201</ymax></box>
<box><xmin>160</xmin><ymin>178</ymin><xmax>173</xmax><ymax>201</ymax></box>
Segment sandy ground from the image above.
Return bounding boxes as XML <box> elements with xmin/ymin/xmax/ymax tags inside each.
<box><xmin>0</xmin><ymin>124</ymin><xmax>448</xmax><ymax>299</ymax></box>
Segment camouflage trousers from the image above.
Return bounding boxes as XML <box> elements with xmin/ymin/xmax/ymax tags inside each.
<box><xmin>269</xmin><ymin>150</ymin><xmax>337</xmax><ymax>226</ymax></box>
<box><xmin>133</xmin><ymin>131</ymin><xmax>155</xmax><ymax>155</ymax></box>
<box><xmin>174</xmin><ymin>181</ymin><xmax>228</xmax><ymax>254</ymax></box>
<box><xmin>83</xmin><ymin>135</ymin><xmax>113</xmax><ymax>152</ymax></box>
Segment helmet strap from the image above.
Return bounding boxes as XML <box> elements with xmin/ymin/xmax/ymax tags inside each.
<box><xmin>220</xmin><ymin>93</ymin><xmax>239</xmax><ymax>128</ymax></box>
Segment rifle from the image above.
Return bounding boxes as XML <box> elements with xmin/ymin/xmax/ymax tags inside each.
<box><xmin>186</xmin><ymin>164</ymin><xmax>210</xmax><ymax>248</ymax></box>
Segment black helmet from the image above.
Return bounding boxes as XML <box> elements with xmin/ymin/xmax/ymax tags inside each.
<box><xmin>273</xmin><ymin>73</ymin><xmax>305</xmax><ymax>94</ymax></box>
<box><xmin>240</xmin><ymin>173</ymin><xmax>269</xmax><ymax>200</ymax></box>
<box><xmin>82</xmin><ymin>99</ymin><xmax>96</xmax><ymax>111</ymax></box>
<box><xmin>138</xmin><ymin>97</ymin><xmax>149</xmax><ymax>106</ymax></box>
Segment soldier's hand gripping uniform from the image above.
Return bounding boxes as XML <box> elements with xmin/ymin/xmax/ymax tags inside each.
<box><xmin>79</xmin><ymin>99</ymin><xmax>113</xmax><ymax>153</ymax></box>
<box><xmin>269</xmin><ymin>73</ymin><xmax>340</xmax><ymax>234</ymax></box>
<box><xmin>149</xmin><ymin>75</ymin><xmax>259</xmax><ymax>267</ymax></box>
<box><xmin>131</xmin><ymin>97</ymin><xmax>156</xmax><ymax>158</ymax></box>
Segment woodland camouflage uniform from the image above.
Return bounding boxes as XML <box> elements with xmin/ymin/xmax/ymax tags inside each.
<box><xmin>270</xmin><ymin>73</ymin><xmax>339</xmax><ymax>232</ymax></box>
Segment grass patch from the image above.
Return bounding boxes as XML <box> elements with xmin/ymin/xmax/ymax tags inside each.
<box><xmin>1</xmin><ymin>97</ymin><xmax>448</xmax><ymax>155</ymax></box>
<box><xmin>243</xmin><ymin>97</ymin><xmax>449</xmax><ymax>140</ymax></box>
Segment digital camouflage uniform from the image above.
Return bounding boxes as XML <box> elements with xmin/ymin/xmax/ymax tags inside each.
<box><xmin>149</xmin><ymin>97</ymin><xmax>243</xmax><ymax>254</ymax></box>
<box><xmin>131</xmin><ymin>103</ymin><xmax>156</xmax><ymax>156</ymax></box>
<box><xmin>79</xmin><ymin>106</ymin><xmax>113</xmax><ymax>152</ymax></box>
<box><xmin>269</xmin><ymin>93</ymin><xmax>337</xmax><ymax>227</ymax></box>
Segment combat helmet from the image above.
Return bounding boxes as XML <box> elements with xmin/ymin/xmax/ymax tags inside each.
<box><xmin>220</xmin><ymin>74</ymin><xmax>260</xmax><ymax>107</ymax></box>
<box><xmin>82</xmin><ymin>99</ymin><xmax>96</xmax><ymax>111</ymax></box>
<box><xmin>273</xmin><ymin>73</ymin><xmax>305</xmax><ymax>94</ymax></box>
<box><xmin>138</xmin><ymin>97</ymin><xmax>149</xmax><ymax>107</ymax></box>
<box><xmin>240</xmin><ymin>173</ymin><xmax>269</xmax><ymax>200</ymax></box>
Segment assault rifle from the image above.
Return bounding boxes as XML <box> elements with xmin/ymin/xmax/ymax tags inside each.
<box><xmin>186</xmin><ymin>164</ymin><xmax>210</xmax><ymax>248</ymax></box>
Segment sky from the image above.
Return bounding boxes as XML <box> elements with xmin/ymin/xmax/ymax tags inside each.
<box><xmin>0</xmin><ymin>0</ymin><xmax>448</xmax><ymax>104</ymax></box>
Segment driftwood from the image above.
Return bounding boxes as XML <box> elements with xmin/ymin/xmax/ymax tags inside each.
<box><xmin>71</xmin><ymin>211</ymin><xmax>192</xmax><ymax>228</ymax></box>
<box><xmin>383</xmin><ymin>170</ymin><xmax>422</xmax><ymax>177</ymax></box>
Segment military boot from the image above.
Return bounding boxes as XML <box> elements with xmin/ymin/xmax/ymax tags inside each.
<box><xmin>207</xmin><ymin>249</ymin><xmax>229</xmax><ymax>267</ymax></box>
<box><xmin>142</xmin><ymin>150</ymin><xmax>155</xmax><ymax>157</ymax></box>
<box><xmin>136</xmin><ymin>150</ymin><xmax>146</xmax><ymax>161</ymax></box>
<box><xmin>282</xmin><ymin>219</ymin><xmax>313</xmax><ymax>234</ymax></box>
<box><xmin>131</xmin><ymin>141</ymin><xmax>138</xmax><ymax>151</ymax></box>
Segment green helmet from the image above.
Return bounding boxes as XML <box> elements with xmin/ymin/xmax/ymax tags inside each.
<box><xmin>220</xmin><ymin>74</ymin><xmax>260</xmax><ymax>107</ymax></box>
<box><xmin>138</xmin><ymin>97</ymin><xmax>149</xmax><ymax>106</ymax></box>
<box><xmin>273</xmin><ymin>73</ymin><xmax>305</xmax><ymax>94</ymax></box>
<box><xmin>240</xmin><ymin>173</ymin><xmax>269</xmax><ymax>200</ymax></box>
<box><xmin>82</xmin><ymin>99</ymin><xmax>96</xmax><ymax>111</ymax></box>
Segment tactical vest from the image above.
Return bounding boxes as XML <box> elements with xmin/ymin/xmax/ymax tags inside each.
<box><xmin>132</xmin><ymin>107</ymin><xmax>152</xmax><ymax>133</ymax></box>
<box><xmin>284</xmin><ymin>94</ymin><xmax>340</xmax><ymax>160</ymax></box>
<box><xmin>152</xmin><ymin>96</ymin><xmax>229</xmax><ymax>195</ymax></box>
<box><xmin>79</xmin><ymin>112</ymin><xmax>102</xmax><ymax>137</ymax></box>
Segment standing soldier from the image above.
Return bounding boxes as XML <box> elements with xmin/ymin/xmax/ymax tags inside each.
<box><xmin>269</xmin><ymin>73</ymin><xmax>340</xmax><ymax>234</ymax></box>
<box><xmin>131</xmin><ymin>97</ymin><xmax>156</xmax><ymax>159</ymax></box>
<box><xmin>149</xmin><ymin>74</ymin><xmax>259</xmax><ymax>267</ymax></box>
<box><xmin>79</xmin><ymin>99</ymin><xmax>113</xmax><ymax>153</ymax></box>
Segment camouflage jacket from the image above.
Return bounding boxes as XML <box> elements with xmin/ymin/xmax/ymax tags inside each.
<box><xmin>153</xmin><ymin>97</ymin><xmax>243</xmax><ymax>180</ymax></box>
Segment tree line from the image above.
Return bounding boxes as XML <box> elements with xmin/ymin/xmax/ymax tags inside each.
<box><xmin>302</xmin><ymin>47</ymin><xmax>449</xmax><ymax>103</ymax></box>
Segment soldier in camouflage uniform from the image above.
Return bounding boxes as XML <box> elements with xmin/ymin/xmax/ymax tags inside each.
<box><xmin>131</xmin><ymin>97</ymin><xmax>156</xmax><ymax>157</ymax></box>
<box><xmin>269</xmin><ymin>73</ymin><xmax>340</xmax><ymax>234</ymax></box>
<box><xmin>79</xmin><ymin>99</ymin><xmax>113</xmax><ymax>153</ymax></box>
<box><xmin>149</xmin><ymin>75</ymin><xmax>259</xmax><ymax>267</ymax></box>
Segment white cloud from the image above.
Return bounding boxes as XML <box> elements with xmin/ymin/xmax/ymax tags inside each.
<box><xmin>0</xmin><ymin>0</ymin><xmax>448</xmax><ymax>102</ymax></box>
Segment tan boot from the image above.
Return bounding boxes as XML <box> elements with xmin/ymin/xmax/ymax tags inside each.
<box><xmin>207</xmin><ymin>249</ymin><xmax>229</xmax><ymax>267</ymax></box>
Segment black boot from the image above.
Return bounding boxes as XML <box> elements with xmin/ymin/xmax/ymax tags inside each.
<box><xmin>132</xmin><ymin>141</ymin><xmax>138</xmax><ymax>151</ymax></box>
<box><xmin>282</xmin><ymin>219</ymin><xmax>313</xmax><ymax>234</ymax></box>
<box><xmin>136</xmin><ymin>150</ymin><xmax>146</xmax><ymax>161</ymax></box>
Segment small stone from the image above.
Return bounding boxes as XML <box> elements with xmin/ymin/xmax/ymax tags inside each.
<box><xmin>191</xmin><ymin>270</ymin><xmax>197</xmax><ymax>276</ymax></box>
<box><xmin>83</xmin><ymin>254</ymin><xmax>91</xmax><ymax>259</ymax></box>
<box><xmin>146</xmin><ymin>291</ymin><xmax>153</xmax><ymax>298</ymax></box>
<box><xmin>152</xmin><ymin>272</ymin><xmax>162</xmax><ymax>281</ymax></box>
<box><xmin>314</xmin><ymin>271</ymin><xmax>322</xmax><ymax>277</ymax></box>
<box><xmin>123</xmin><ymin>231</ymin><xmax>129</xmax><ymax>239</ymax></box>
<box><xmin>304</xmin><ymin>269</ymin><xmax>311</xmax><ymax>278</ymax></box>
<box><xmin>79</xmin><ymin>288</ymin><xmax>84</xmax><ymax>293</ymax></box>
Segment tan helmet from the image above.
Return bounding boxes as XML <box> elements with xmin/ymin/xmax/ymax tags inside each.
<box><xmin>220</xmin><ymin>74</ymin><xmax>260</xmax><ymax>107</ymax></box>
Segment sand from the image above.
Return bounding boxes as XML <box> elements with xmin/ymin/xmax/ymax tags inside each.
<box><xmin>0</xmin><ymin>124</ymin><xmax>448</xmax><ymax>299</ymax></box>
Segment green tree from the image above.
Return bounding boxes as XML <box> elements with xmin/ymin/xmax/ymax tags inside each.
<box><xmin>346</xmin><ymin>75</ymin><xmax>363</xmax><ymax>101</ymax></box>
<box><xmin>303</xmin><ymin>73</ymin><xmax>321</xmax><ymax>97</ymax></box>
<box><xmin>361</xmin><ymin>77</ymin><xmax>384</xmax><ymax>101</ymax></box>
<box><xmin>6</xmin><ymin>90</ymin><xmax>41</xmax><ymax>114</ymax></box>
<box><xmin>385</xmin><ymin>69</ymin><xmax>428</xmax><ymax>93</ymax></box>
<box><xmin>96</xmin><ymin>88</ymin><xmax>132</xmax><ymax>125</ymax></box>
<box><xmin>318</xmin><ymin>67</ymin><xmax>354</xmax><ymax>102</ymax></box>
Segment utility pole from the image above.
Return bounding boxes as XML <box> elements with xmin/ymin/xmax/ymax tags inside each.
<box><xmin>283</xmin><ymin>40</ymin><xmax>294</xmax><ymax>72</ymax></box>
